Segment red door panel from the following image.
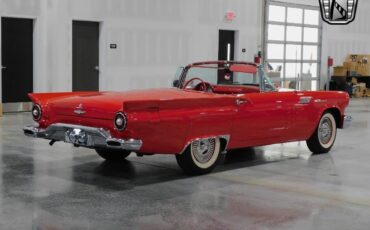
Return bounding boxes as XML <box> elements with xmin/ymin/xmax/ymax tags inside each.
<box><xmin>229</xmin><ymin>92</ymin><xmax>298</xmax><ymax>149</ymax></box>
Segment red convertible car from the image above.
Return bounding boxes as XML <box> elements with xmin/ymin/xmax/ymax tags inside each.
<box><xmin>24</xmin><ymin>61</ymin><xmax>351</xmax><ymax>175</ymax></box>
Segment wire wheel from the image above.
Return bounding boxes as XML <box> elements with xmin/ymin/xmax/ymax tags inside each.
<box><xmin>190</xmin><ymin>138</ymin><xmax>220</xmax><ymax>169</ymax></box>
<box><xmin>319</xmin><ymin>117</ymin><xmax>333</xmax><ymax>145</ymax></box>
<box><xmin>307</xmin><ymin>112</ymin><xmax>337</xmax><ymax>154</ymax></box>
<box><xmin>176</xmin><ymin>137</ymin><xmax>222</xmax><ymax>175</ymax></box>
<box><xmin>317</xmin><ymin>114</ymin><xmax>336</xmax><ymax>149</ymax></box>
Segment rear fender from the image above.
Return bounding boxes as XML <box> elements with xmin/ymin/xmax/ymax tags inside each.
<box><xmin>28</xmin><ymin>92</ymin><xmax>99</xmax><ymax>127</ymax></box>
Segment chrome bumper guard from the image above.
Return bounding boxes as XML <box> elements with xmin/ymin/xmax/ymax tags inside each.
<box><xmin>343</xmin><ymin>115</ymin><xmax>352</xmax><ymax>129</ymax></box>
<box><xmin>23</xmin><ymin>123</ymin><xmax>142</xmax><ymax>151</ymax></box>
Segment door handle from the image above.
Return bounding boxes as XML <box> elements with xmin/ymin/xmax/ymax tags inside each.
<box><xmin>236</xmin><ymin>99</ymin><xmax>247</xmax><ymax>106</ymax></box>
<box><xmin>1</xmin><ymin>66</ymin><xmax>6</xmax><ymax>70</ymax></box>
<box><xmin>94</xmin><ymin>66</ymin><xmax>100</xmax><ymax>72</ymax></box>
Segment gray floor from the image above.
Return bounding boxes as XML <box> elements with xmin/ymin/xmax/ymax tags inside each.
<box><xmin>0</xmin><ymin>99</ymin><xmax>370</xmax><ymax>230</ymax></box>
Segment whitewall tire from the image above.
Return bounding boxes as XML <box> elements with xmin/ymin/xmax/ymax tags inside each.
<box><xmin>307</xmin><ymin>112</ymin><xmax>337</xmax><ymax>154</ymax></box>
<box><xmin>176</xmin><ymin>138</ymin><xmax>222</xmax><ymax>175</ymax></box>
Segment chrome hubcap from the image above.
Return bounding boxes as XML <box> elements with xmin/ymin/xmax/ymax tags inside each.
<box><xmin>192</xmin><ymin>139</ymin><xmax>216</xmax><ymax>164</ymax></box>
<box><xmin>319</xmin><ymin>118</ymin><xmax>333</xmax><ymax>145</ymax></box>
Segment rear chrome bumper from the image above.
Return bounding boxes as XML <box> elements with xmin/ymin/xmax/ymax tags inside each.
<box><xmin>23</xmin><ymin>123</ymin><xmax>143</xmax><ymax>151</ymax></box>
<box><xmin>343</xmin><ymin>115</ymin><xmax>352</xmax><ymax>129</ymax></box>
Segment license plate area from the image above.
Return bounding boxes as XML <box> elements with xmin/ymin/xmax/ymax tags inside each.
<box><xmin>65</xmin><ymin>128</ymin><xmax>89</xmax><ymax>146</ymax></box>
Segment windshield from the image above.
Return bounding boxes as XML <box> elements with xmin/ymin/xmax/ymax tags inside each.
<box><xmin>180</xmin><ymin>63</ymin><xmax>276</xmax><ymax>92</ymax></box>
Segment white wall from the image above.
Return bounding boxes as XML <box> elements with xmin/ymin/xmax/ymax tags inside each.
<box><xmin>279</xmin><ymin>0</ymin><xmax>370</xmax><ymax>88</ymax></box>
<box><xmin>0</xmin><ymin>0</ymin><xmax>263</xmax><ymax>97</ymax></box>
<box><xmin>322</xmin><ymin>0</ymin><xmax>370</xmax><ymax>66</ymax></box>
<box><xmin>1</xmin><ymin>0</ymin><xmax>370</xmax><ymax>95</ymax></box>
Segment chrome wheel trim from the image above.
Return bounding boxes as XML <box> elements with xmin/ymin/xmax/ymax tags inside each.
<box><xmin>318</xmin><ymin>114</ymin><xmax>337</xmax><ymax>149</ymax></box>
<box><xmin>190</xmin><ymin>138</ymin><xmax>220</xmax><ymax>169</ymax></box>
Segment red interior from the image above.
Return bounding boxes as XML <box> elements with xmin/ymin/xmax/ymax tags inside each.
<box><xmin>230</xmin><ymin>64</ymin><xmax>257</xmax><ymax>74</ymax></box>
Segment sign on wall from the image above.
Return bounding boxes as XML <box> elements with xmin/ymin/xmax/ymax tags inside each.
<box><xmin>319</xmin><ymin>0</ymin><xmax>359</xmax><ymax>25</ymax></box>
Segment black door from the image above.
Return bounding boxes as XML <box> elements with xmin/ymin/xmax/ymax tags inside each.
<box><xmin>72</xmin><ymin>21</ymin><xmax>99</xmax><ymax>92</ymax></box>
<box><xmin>1</xmin><ymin>18</ymin><xmax>33</xmax><ymax>103</ymax></box>
<box><xmin>218</xmin><ymin>30</ymin><xmax>235</xmax><ymax>84</ymax></box>
<box><xmin>218</xmin><ymin>30</ymin><xmax>235</xmax><ymax>61</ymax></box>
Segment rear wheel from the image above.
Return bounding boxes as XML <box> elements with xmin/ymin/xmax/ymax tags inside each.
<box><xmin>176</xmin><ymin>138</ymin><xmax>222</xmax><ymax>175</ymax></box>
<box><xmin>95</xmin><ymin>148</ymin><xmax>131</xmax><ymax>161</ymax></box>
<box><xmin>306</xmin><ymin>112</ymin><xmax>337</xmax><ymax>154</ymax></box>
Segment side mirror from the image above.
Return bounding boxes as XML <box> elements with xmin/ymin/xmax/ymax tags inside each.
<box><xmin>173</xmin><ymin>80</ymin><xmax>180</xmax><ymax>88</ymax></box>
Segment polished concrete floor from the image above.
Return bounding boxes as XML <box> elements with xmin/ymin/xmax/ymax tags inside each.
<box><xmin>0</xmin><ymin>99</ymin><xmax>370</xmax><ymax>230</ymax></box>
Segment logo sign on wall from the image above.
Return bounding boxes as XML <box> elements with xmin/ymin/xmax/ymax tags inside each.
<box><xmin>319</xmin><ymin>0</ymin><xmax>359</xmax><ymax>25</ymax></box>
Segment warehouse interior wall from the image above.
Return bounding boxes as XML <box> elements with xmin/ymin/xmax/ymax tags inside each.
<box><xmin>0</xmin><ymin>0</ymin><xmax>263</xmax><ymax>96</ymax></box>
<box><xmin>1</xmin><ymin>0</ymin><xmax>370</xmax><ymax>95</ymax></box>
<box><xmin>322</xmin><ymin>1</ymin><xmax>370</xmax><ymax>64</ymax></box>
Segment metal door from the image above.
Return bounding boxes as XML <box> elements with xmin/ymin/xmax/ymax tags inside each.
<box><xmin>72</xmin><ymin>21</ymin><xmax>99</xmax><ymax>92</ymax></box>
<box><xmin>218</xmin><ymin>30</ymin><xmax>235</xmax><ymax>85</ymax></box>
<box><xmin>1</xmin><ymin>17</ymin><xmax>34</xmax><ymax>112</ymax></box>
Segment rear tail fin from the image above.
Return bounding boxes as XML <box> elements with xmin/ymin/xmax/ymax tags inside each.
<box><xmin>28</xmin><ymin>92</ymin><xmax>93</xmax><ymax>105</ymax></box>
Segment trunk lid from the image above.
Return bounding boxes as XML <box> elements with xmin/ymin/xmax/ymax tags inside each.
<box><xmin>48</xmin><ymin>88</ymin><xmax>217</xmax><ymax>119</ymax></box>
<box><xmin>50</xmin><ymin>92</ymin><xmax>122</xmax><ymax>119</ymax></box>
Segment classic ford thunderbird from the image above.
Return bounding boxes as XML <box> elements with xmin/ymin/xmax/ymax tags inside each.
<box><xmin>24</xmin><ymin>61</ymin><xmax>351</xmax><ymax>175</ymax></box>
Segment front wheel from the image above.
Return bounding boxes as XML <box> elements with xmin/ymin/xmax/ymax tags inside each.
<box><xmin>306</xmin><ymin>112</ymin><xmax>337</xmax><ymax>154</ymax></box>
<box><xmin>95</xmin><ymin>148</ymin><xmax>131</xmax><ymax>161</ymax></box>
<box><xmin>176</xmin><ymin>138</ymin><xmax>222</xmax><ymax>175</ymax></box>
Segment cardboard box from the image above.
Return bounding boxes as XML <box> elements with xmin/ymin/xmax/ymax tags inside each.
<box><xmin>0</xmin><ymin>104</ymin><xmax>2</xmax><ymax>117</ymax></box>
<box><xmin>333</xmin><ymin>66</ymin><xmax>347</xmax><ymax>76</ymax></box>
<box><xmin>343</xmin><ymin>61</ymin><xmax>357</xmax><ymax>72</ymax></box>
<box><xmin>357</xmin><ymin>65</ymin><xmax>370</xmax><ymax>76</ymax></box>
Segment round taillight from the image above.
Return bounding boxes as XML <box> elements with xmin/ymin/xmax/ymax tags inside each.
<box><xmin>32</xmin><ymin>104</ymin><xmax>42</xmax><ymax>121</ymax></box>
<box><xmin>114</xmin><ymin>112</ymin><xmax>127</xmax><ymax>131</ymax></box>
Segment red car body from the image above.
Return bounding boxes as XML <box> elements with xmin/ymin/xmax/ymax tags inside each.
<box><xmin>24</xmin><ymin>61</ymin><xmax>351</xmax><ymax>174</ymax></box>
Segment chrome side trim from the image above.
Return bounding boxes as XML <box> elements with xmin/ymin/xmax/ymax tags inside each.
<box><xmin>299</xmin><ymin>96</ymin><xmax>312</xmax><ymax>104</ymax></box>
<box><xmin>179</xmin><ymin>134</ymin><xmax>231</xmax><ymax>155</ymax></box>
<box><xmin>23</xmin><ymin>123</ymin><xmax>142</xmax><ymax>151</ymax></box>
<box><xmin>314</xmin><ymin>99</ymin><xmax>328</xmax><ymax>103</ymax></box>
<box><xmin>343</xmin><ymin>115</ymin><xmax>352</xmax><ymax>129</ymax></box>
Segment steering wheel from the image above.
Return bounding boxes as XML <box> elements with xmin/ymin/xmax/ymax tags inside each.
<box><xmin>182</xmin><ymin>78</ymin><xmax>213</xmax><ymax>92</ymax></box>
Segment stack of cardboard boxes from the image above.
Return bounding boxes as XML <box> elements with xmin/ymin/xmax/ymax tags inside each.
<box><xmin>333</xmin><ymin>54</ymin><xmax>370</xmax><ymax>98</ymax></box>
<box><xmin>334</xmin><ymin>54</ymin><xmax>370</xmax><ymax>77</ymax></box>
